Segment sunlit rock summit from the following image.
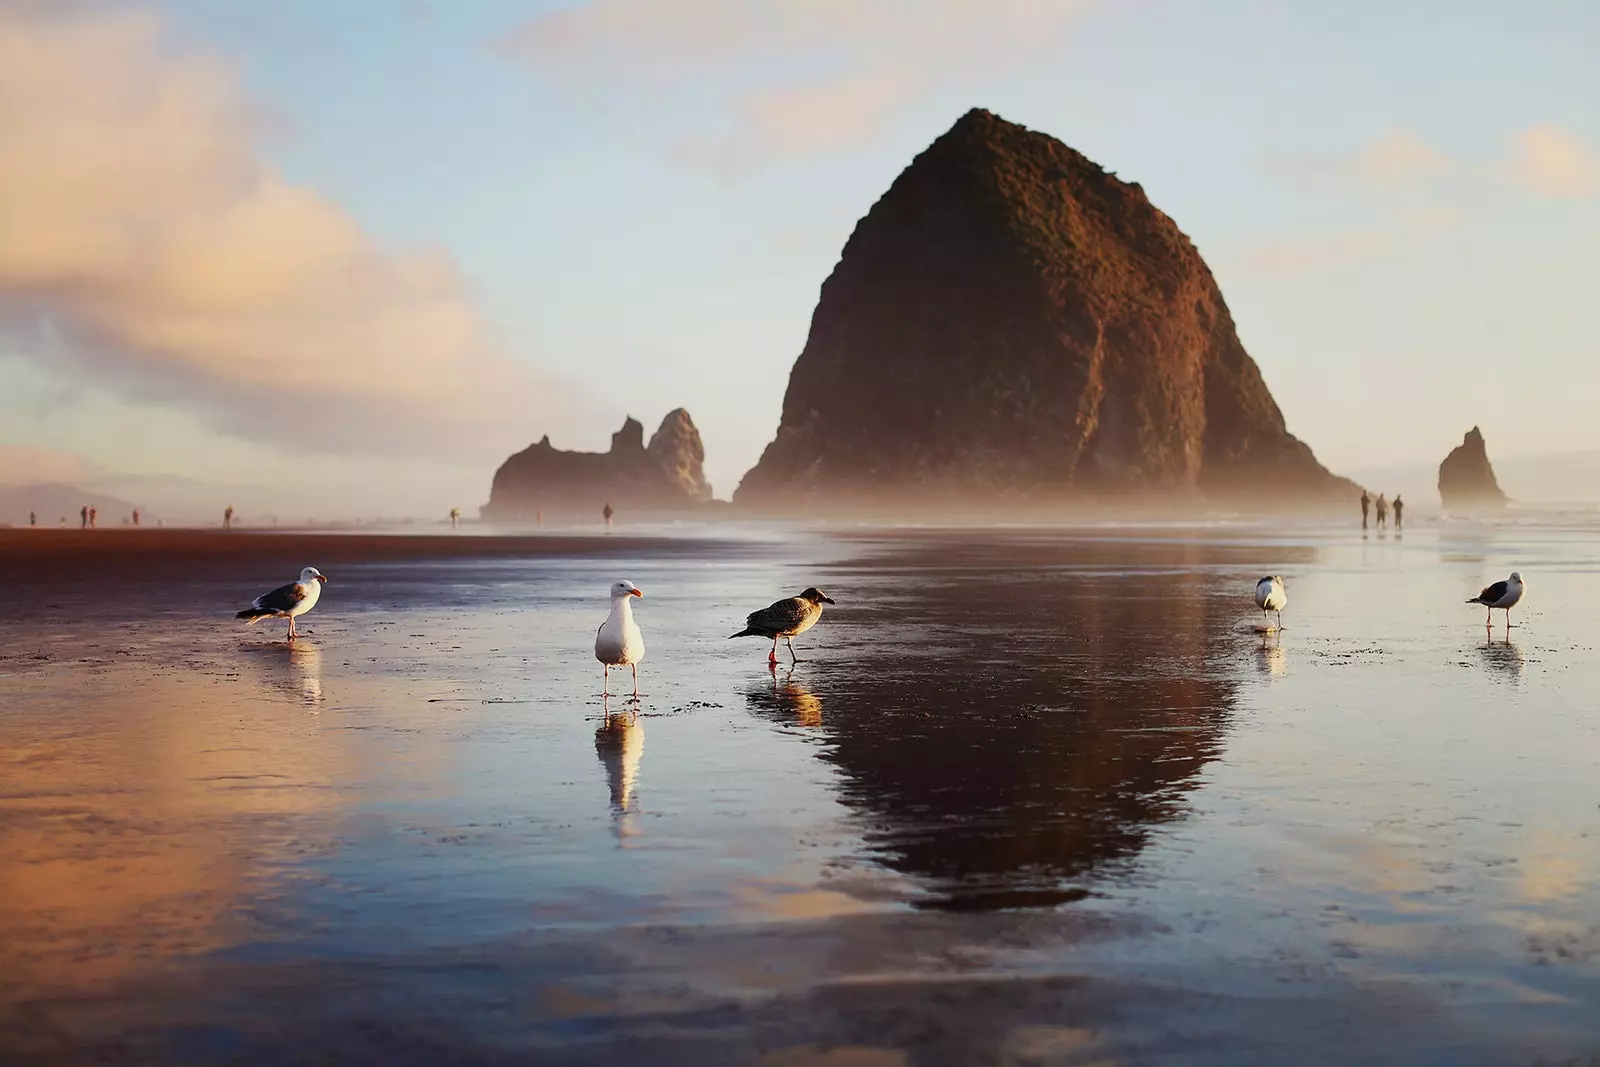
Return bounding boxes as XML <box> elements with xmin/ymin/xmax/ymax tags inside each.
<box><xmin>735</xmin><ymin>108</ymin><xmax>1353</xmax><ymax>509</ymax></box>
<box><xmin>482</xmin><ymin>409</ymin><xmax>711</xmax><ymax>521</ymax></box>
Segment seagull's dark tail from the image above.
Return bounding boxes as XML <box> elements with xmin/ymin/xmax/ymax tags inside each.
<box><xmin>236</xmin><ymin>608</ymin><xmax>272</xmax><ymax>620</ymax></box>
<box><xmin>1464</xmin><ymin>597</ymin><xmax>1482</xmax><ymax>604</ymax></box>
<box><xmin>728</xmin><ymin>628</ymin><xmax>757</xmax><ymax>639</ymax></box>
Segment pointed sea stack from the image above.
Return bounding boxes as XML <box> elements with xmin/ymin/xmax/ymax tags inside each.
<box><xmin>735</xmin><ymin>108</ymin><xmax>1354</xmax><ymax>512</ymax></box>
<box><xmin>1438</xmin><ymin>427</ymin><xmax>1508</xmax><ymax>510</ymax></box>
<box><xmin>481</xmin><ymin>410</ymin><xmax>712</xmax><ymax>521</ymax></box>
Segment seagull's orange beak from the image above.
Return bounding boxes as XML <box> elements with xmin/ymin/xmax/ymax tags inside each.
<box><xmin>315</xmin><ymin>575</ymin><xmax>328</xmax><ymax>583</ymax></box>
<box><xmin>630</xmin><ymin>588</ymin><xmax>643</xmax><ymax>598</ymax></box>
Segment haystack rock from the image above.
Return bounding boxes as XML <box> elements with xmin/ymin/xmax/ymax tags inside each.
<box><xmin>1438</xmin><ymin>426</ymin><xmax>1508</xmax><ymax>509</ymax></box>
<box><xmin>481</xmin><ymin>409</ymin><xmax>712</xmax><ymax>521</ymax></box>
<box><xmin>735</xmin><ymin>108</ymin><xmax>1354</xmax><ymax>510</ymax></box>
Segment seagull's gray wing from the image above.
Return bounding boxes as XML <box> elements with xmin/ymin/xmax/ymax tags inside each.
<box><xmin>254</xmin><ymin>582</ymin><xmax>308</xmax><ymax>613</ymax></box>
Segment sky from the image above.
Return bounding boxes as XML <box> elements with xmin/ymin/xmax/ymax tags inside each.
<box><xmin>1</xmin><ymin>0</ymin><xmax>1596</xmax><ymax>519</ymax></box>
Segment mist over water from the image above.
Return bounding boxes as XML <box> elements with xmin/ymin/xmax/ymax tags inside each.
<box><xmin>1</xmin><ymin>515</ymin><xmax>1596</xmax><ymax>1064</ymax></box>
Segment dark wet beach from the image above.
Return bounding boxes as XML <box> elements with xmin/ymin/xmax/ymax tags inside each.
<box><xmin>1</xmin><ymin>523</ymin><xmax>1597</xmax><ymax>1065</ymax></box>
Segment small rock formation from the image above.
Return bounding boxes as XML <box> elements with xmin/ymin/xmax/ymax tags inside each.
<box><xmin>646</xmin><ymin>408</ymin><xmax>713</xmax><ymax>502</ymax></box>
<box><xmin>735</xmin><ymin>108</ymin><xmax>1354</xmax><ymax>510</ymax></box>
<box><xmin>481</xmin><ymin>410</ymin><xmax>712</xmax><ymax>521</ymax></box>
<box><xmin>1438</xmin><ymin>427</ymin><xmax>1508</xmax><ymax>509</ymax></box>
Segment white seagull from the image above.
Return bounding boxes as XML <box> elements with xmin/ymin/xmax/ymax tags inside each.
<box><xmin>1467</xmin><ymin>572</ymin><xmax>1524</xmax><ymax>629</ymax></box>
<box><xmin>236</xmin><ymin>566</ymin><xmax>327</xmax><ymax>641</ymax></box>
<box><xmin>595</xmin><ymin>580</ymin><xmax>645</xmax><ymax>696</ymax></box>
<box><xmin>1253</xmin><ymin>575</ymin><xmax>1287</xmax><ymax>630</ymax></box>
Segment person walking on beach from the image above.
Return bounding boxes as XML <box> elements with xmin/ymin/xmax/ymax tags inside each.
<box><xmin>80</xmin><ymin>505</ymin><xmax>88</xmax><ymax>529</ymax></box>
<box><xmin>29</xmin><ymin>511</ymin><xmax>36</xmax><ymax>527</ymax></box>
<box><xmin>132</xmin><ymin>508</ymin><xmax>140</xmax><ymax>528</ymax></box>
<box><xmin>1375</xmin><ymin>494</ymin><xmax>1388</xmax><ymax>529</ymax></box>
<box><xmin>603</xmin><ymin>502</ymin><xmax>614</xmax><ymax>529</ymax></box>
<box><xmin>1392</xmin><ymin>495</ymin><xmax>1404</xmax><ymax>530</ymax></box>
<box><xmin>1360</xmin><ymin>491</ymin><xmax>1371</xmax><ymax>529</ymax></box>
<box><xmin>88</xmin><ymin>505</ymin><xmax>97</xmax><ymax>529</ymax></box>
<box><xmin>450</xmin><ymin>507</ymin><xmax>460</xmax><ymax>530</ymax></box>
<box><xmin>224</xmin><ymin>504</ymin><xmax>234</xmax><ymax>530</ymax></box>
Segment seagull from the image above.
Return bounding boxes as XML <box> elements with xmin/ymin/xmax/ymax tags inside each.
<box><xmin>595</xmin><ymin>580</ymin><xmax>645</xmax><ymax>697</ymax></box>
<box><xmin>730</xmin><ymin>587</ymin><xmax>835</xmax><ymax>665</ymax></box>
<box><xmin>1467</xmin><ymin>572</ymin><xmax>1524</xmax><ymax>629</ymax></box>
<box><xmin>236</xmin><ymin>566</ymin><xmax>327</xmax><ymax>642</ymax></box>
<box><xmin>1253</xmin><ymin>575</ymin><xmax>1287</xmax><ymax>630</ymax></box>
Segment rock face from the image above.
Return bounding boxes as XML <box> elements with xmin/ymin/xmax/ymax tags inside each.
<box><xmin>1438</xmin><ymin>427</ymin><xmax>1508</xmax><ymax>509</ymax></box>
<box><xmin>735</xmin><ymin>108</ymin><xmax>1353</xmax><ymax>509</ymax></box>
<box><xmin>481</xmin><ymin>409</ymin><xmax>712</xmax><ymax>520</ymax></box>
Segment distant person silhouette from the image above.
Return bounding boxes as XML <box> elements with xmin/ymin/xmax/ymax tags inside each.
<box><xmin>132</xmin><ymin>508</ymin><xmax>140</xmax><ymax>527</ymax></box>
<box><xmin>1375</xmin><ymin>494</ymin><xmax>1388</xmax><ymax>529</ymax></box>
<box><xmin>80</xmin><ymin>505</ymin><xmax>88</xmax><ymax>529</ymax></box>
<box><xmin>1392</xmin><ymin>495</ymin><xmax>1404</xmax><ymax>529</ymax></box>
<box><xmin>536</xmin><ymin>509</ymin><xmax>543</xmax><ymax>528</ymax></box>
<box><xmin>224</xmin><ymin>504</ymin><xmax>234</xmax><ymax>530</ymax></box>
<box><xmin>603</xmin><ymin>502</ymin><xmax>614</xmax><ymax>529</ymax></box>
<box><xmin>1360</xmin><ymin>491</ymin><xmax>1370</xmax><ymax>529</ymax></box>
<box><xmin>29</xmin><ymin>511</ymin><xmax>36</xmax><ymax>527</ymax></box>
<box><xmin>88</xmin><ymin>505</ymin><xmax>97</xmax><ymax>529</ymax></box>
<box><xmin>450</xmin><ymin>507</ymin><xmax>460</xmax><ymax>530</ymax></box>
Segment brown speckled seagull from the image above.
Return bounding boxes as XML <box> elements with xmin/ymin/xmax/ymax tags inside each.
<box><xmin>730</xmin><ymin>587</ymin><xmax>835</xmax><ymax>665</ymax></box>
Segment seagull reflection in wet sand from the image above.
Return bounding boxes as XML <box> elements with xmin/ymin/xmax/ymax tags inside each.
<box><xmin>595</xmin><ymin>705</ymin><xmax>644</xmax><ymax>840</ymax></box>
<box><xmin>1256</xmin><ymin>632</ymin><xmax>1286</xmax><ymax>679</ymax></box>
<box><xmin>745</xmin><ymin>666</ymin><xmax>823</xmax><ymax>729</ymax></box>
<box><xmin>247</xmin><ymin>641</ymin><xmax>325</xmax><ymax>709</ymax></box>
<box><xmin>1478</xmin><ymin>636</ymin><xmax>1525</xmax><ymax>682</ymax></box>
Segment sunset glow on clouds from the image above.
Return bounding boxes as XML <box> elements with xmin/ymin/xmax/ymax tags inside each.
<box><xmin>0</xmin><ymin>6</ymin><xmax>573</xmax><ymax>462</ymax></box>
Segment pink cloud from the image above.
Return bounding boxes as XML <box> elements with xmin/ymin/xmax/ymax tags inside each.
<box><xmin>0</xmin><ymin>7</ymin><xmax>578</xmax><ymax>461</ymax></box>
<box><xmin>499</xmin><ymin>0</ymin><xmax>1093</xmax><ymax>169</ymax></box>
<box><xmin>0</xmin><ymin>445</ymin><xmax>97</xmax><ymax>487</ymax></box>
<box><xmin>1507</xmin><ymin>124</ymin><xmax>1597</xmax><ymax>197</ymax></box>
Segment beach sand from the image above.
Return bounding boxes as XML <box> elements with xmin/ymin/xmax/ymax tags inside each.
<box><xmin>1</xmin><ymin>518</ymin><xmax>1596</xmax><ymax>1065</ymax></box>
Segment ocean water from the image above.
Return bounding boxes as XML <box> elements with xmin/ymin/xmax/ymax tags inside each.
<box><xmin>1</xmin><ymin>516</ymin><xmax>1596</xmax><ymax>1065</ymax></box>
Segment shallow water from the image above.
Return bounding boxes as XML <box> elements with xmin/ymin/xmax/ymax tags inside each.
<box><xmin>1</xmin><ymin>521</ymin><xmax>1597</xmax><ymax>1065</ymax></box>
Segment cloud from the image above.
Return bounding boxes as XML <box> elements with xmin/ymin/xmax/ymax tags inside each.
<box><xmin>1232</xmin><ymin>229</ymin><xmax>1391</xmax><ymax>275</ymax></box>
<box><xmin>0</xmin><ymin>445</ymin><xmax>98</xmax><ymax>487</ymax></box>
<box><xmin>498</xmin><ymin>0</ymin><xmax>1092</xmax><ymax>171</ymax></box>
<box><xmin>1507</xmin><ymin>124</ymin><xmax>1597</xmax><ymax>197</ymax></box>
<box><xmin>1273</xmin><ymin>127</ymin><xmax>1451</xmax><ymax>189</ymax></box>
<box><xmin>0</xmin><ymin>7</ymin><xmax>571</xmax><ymax>461</ymax></box>
<box><xmin>1354</xmin><ymin>128</ymin><xmax>1449</xmax><ymax>188</ymax></box>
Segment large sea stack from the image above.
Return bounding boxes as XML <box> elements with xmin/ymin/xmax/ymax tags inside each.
<box><xmin>1438</xmin><ymin>426</ymin><xmax>1508</xmax><ymax>509</ymax></box>
<box><xmin>482</xmin><ymin>409</ymin><xmax>712</xmax><ymax>521</ymax></box>
<box><xmin>735</xmin><ymin>109</ymin><xmax>1353</xmax><ymax>510</ymax></box>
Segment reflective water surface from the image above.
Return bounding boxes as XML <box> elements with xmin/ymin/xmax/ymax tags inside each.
<box><xmin>1</xmin><ymin>522</ymin><xmax>1596</xmax><ymax>1065</ymax></box>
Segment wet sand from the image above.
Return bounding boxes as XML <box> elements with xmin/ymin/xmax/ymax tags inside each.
<box><xmin>1</xmin><ymin>521</ymin><xmax>1597</xmax><ymax>1064</ymax></box>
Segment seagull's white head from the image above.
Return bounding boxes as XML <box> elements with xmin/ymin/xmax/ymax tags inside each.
<box><xmin>611</xmin><ymin>579</ymin><xmax>643</xmax><ymax>600</ymax></box>
<box><xmin>1509</xmin><ymin>571</ymin><xmax>1522</xmax><ymax>583</ymax></box>
<box><xmin>301</xmin><ymin>566</ymin><xmax>328</xmax><ymax>584</ymax></box>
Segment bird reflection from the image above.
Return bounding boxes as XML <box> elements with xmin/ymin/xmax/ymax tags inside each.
<box><xmin>1477</xmin><ymin>636</ymin><xmax>1525</xmax><ymax>682</ymax></box>
<box><xmin>745</xmin><ymin>666</ymin><xmax>823</xmax><ymax>728</ymax></box>
<box><xmin>1256</xmin><ymin>633</ymin><xmax>1286</xmax><ymax>679</ymax></box>
<box><xmin>595</xmin><ymin>705</ymin><xmax>644</xmax><ymax>840</ymax></box>
<box><xmin>252</xmin><ymin>641</ymin><xmax>324</xmax><ymax>709</ymax></box>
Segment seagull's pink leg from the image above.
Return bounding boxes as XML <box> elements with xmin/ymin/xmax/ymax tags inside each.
<box><xmin>603</xmin><ymin>664</ymin><xmax>610</xmax><ymax>696</ymax></box>
<box><xmin>769</xmin><ymin>637</ymin><xmax>778</xmax><ymax>664</ymax></box>
<box><xmin>631</xmin><ymin>663</ymin><xmax>639</xmax><ymax>698</ymax></box>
